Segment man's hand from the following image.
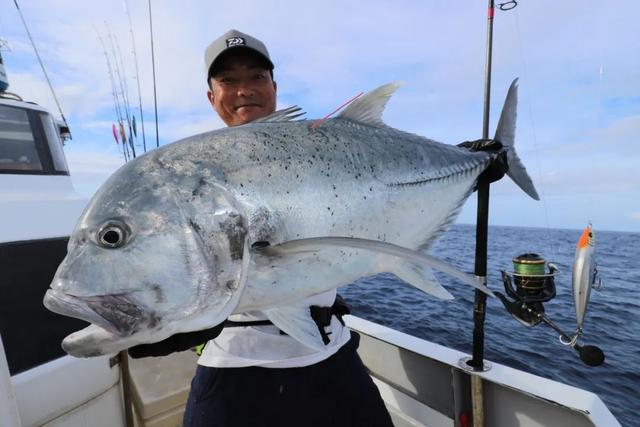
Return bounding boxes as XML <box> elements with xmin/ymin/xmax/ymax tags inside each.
<box><xmin>458</xmin><ymin>138</ymin><xmax>509</xmax><ymax>184</ymax></box>
<box><xmin>128</xmin><ymin>323</ymin><xmax>225</xmax><ymax>358</ymax></box>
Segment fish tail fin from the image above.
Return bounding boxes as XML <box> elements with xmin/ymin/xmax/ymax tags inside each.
<box><xmin>495</xmin><ymin>78</ymin><xmax>540</xmax><ymax>200</ymax></box>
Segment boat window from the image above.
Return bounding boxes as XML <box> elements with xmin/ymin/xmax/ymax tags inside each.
<box><xmin>0</xmin><ymin>105</ymin><xmax>43</xmax><ymax>172</ymax></box>
<box><xmin>40</xmin><ymin>112</ymin><xmax>69</xmax><ymax>173</ymax></box>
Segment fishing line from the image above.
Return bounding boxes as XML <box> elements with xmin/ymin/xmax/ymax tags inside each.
<box><xmin>309</xmin><ymin>92</ymin><xmax>364</xmax><ymax>130</ymax></box>
<box><xmin>512</xmin><ymin>5</ymin><xmax>557</xmax><ymax>256</ymax></box>
<box><xmin>12</xmin><ymin>0</ymin><xmax>71</xmax><ymax>138</ymax></box>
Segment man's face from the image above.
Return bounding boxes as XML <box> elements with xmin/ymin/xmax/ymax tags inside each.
<box><xmin>207</xmin><ymin>52</ymin><xmax>277</xmax><ymax>126</ymax></box>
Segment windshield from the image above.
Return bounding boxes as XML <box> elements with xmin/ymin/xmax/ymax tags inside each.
<box><xmin>0</xmin><ymin>104</ymin><xmax>43</xmax><ymax>172</ymax></box>
<box><xmin>40</xmin><ymin>112</ymin><xmax>69</xmax><ymax>172</ymax></box>
<box><xmin>0</xmin><ymin>104</ymin><xmax>69</xmax><ymax>175</ymax></box>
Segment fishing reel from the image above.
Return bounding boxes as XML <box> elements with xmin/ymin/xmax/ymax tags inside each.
<box><xmin>495</xmin><ymin>253</ymin><xmax>605</xmax><ymax>367</ymax></box>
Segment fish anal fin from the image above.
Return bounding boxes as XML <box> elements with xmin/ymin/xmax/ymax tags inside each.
<box><xmin>265</xmin><ymin>306</ymin><xmax>325</xmax><ymax>350</ymax></box>
<box><xmin>388</xmin><ymin>262</ymin><xmax>454</xmax><ymax>300</ymax></box>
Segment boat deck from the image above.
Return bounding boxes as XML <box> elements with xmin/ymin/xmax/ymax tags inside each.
<box><xmin>125</xmin><ymin>315</ymin><xmax>619</xmax><ymax>427</ymax></box>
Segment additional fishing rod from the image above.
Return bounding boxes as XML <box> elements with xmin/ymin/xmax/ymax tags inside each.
<box><xmin>96</xmin><ymin>27</ymin><xmax>129</xmax><ymax>162</ymax></box>
<box><xmin>101</xmin><ymin>24</ymin><xmax>129</xmax><ymax>160</ymax></box>
<box><xmin>114</xmin><ymin>36</ymin><xmax>137</xmax><ymax>158</ymax></box>
<box><xmin>106</xmin><ymin>23</ymin><xmax>136</xmax><ymax>158</ymax></box>
<box><xmin>148</xmin><ymin>0</ymin><xmax>160</xmax><ymax>148</ymax></box>
<box><xmin>12</xmin><ymin>0</ymin><xmax>71</xmax><ymax>139</ymax></box>
<box><xmin>124</xmin><ymin>0</ymin><xmax>148</xmax><ymax>153</ymax></box>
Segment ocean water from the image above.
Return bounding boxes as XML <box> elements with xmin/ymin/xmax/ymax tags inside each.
<box><xmin>340</xmin><ymin>224</ymin><xmax>640</xmax><ymax>426</ymax></box>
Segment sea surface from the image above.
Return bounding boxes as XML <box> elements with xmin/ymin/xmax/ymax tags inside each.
<box><xmin>340</xmin><ymin>224</ymin><xmax>639</xmax><ymax>426</ymax></box>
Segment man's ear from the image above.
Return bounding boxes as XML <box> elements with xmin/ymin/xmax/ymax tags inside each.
<box><xmin>273</xmin><ymin>80</ymin><xmax>277</xmax><ymax>93</ymax></box>
<box><xmin>207</xmin><ymin>88</ymin><xmax>215</xmax><ymax>109</ymax></box>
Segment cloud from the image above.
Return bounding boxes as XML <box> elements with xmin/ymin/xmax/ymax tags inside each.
<box><xmin>2</xmin><ymin>0</ymin><xmax>639</xmax><ymax>231</ymax></box>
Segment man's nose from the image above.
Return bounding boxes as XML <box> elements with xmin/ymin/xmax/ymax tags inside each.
<box><xmin>236</xmin><ymin>82</ymin><xmax>255</xmax><ymax>97</ymax></box>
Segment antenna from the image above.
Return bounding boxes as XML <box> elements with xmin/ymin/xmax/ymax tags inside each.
<box><xmin>12</xmin><ymin>0</ymin><xmax>71</xmax><ymax>139</ymax></box>
<box><xmin>0</xmin><ymin>39</ymin><xmax>10</xmax><ymax>93</ymax></box>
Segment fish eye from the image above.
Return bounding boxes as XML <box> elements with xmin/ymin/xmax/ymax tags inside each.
<box><xmin>97</xmin><ymin>222</ymin><xmax>128</xmax><ymax>249</ymax></box>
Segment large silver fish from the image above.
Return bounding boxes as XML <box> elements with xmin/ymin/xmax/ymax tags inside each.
<box><xmin>44</xmin><ymin>80</ymin><xmax>538</xmax><ymax>357</ymax></box>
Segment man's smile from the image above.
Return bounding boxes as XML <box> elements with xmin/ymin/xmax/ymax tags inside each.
<box><xmin>235</xmin><ymin>103</ymin><xmax>262</xmax><ymax>110</ymax></box>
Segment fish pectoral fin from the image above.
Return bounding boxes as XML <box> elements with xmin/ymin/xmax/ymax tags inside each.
<box><xmin>257</xmin><ymin>236</ymin><xmax>494</xmax><ymax>298</ymax></box>
<box><xmin>264</xmin><ymin>306</ymin><xmax>326</xmax><ymax>351</ymax></box>
<box><xmin>389</xmin><ymin>263</ymin><xmax>454</xmax><ymax>300</ymax></box>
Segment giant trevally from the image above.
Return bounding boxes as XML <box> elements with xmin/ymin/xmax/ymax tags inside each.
<box><xmin>44</xmin><ymin>80</ymin><xmax>538</xmax><ymax>357</ymax></box>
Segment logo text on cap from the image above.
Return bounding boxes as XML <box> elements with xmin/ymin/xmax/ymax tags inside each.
<box><xmin>226</xmin><ymin>37</ymin><xmax>246</xmax><ymax>47</ymax></box>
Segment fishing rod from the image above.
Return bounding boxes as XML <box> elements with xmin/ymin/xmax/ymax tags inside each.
<box><xmin>464</xmin><ymin>3</ymin><xmax>605</xmax><ymax>424</ymax></box>
<box><xmin>467</xmin><ymin>0</ymin><xmax>500</xmax><ymax>374</ymax></box>
<box><xmin>461</xmin><ymin>2</ymin><xmax>502</xmax><ymax>425</ymax></box>
<box><xmin>148</xmin><ymin>0</ymin><xmax>160</xmax><ymax>148</ymax></box>
<box><xmin>114</xmin><ymin>36</ymin><xmax>137</xmax><ymax>158</ymax></box>
<box><xmin>96</xmin><ymin>27</ymin><xmax>129</xmax><ymax>162</ymax></box>
<box><xmin>106</xmin><ymin>23</ymin><xmax>136</xmax><ymax>159</ymax></box>
<box><xmin>124</xmin><ymin>0</ymin><xmax>148</xmax><ymax>153</ymax></box>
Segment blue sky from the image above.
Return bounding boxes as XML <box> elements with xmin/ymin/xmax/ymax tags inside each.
<box><xmin>1</xmin><ymin>0</ymin><xmax>639</xmax><ymax>232</ymax></box>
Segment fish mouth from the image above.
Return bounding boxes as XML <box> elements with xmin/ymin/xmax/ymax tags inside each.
<box><xmin>44</xmin><ymin>290</ymin><xmax>147</xmax><ymax>336</ymax></box>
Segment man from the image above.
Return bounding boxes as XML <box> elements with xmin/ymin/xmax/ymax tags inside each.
<box><xmin>181</xmin><ymin>29</ymin><xmax>394</xmax><ymax>427</ymax></box>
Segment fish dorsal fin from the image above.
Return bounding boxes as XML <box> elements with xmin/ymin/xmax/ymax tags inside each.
<box><xmin>337</xmin><ymin>82</ymin><xmax>403</xmax><ymax>127</ymax></box>
<box><xmin>251</xmin><ymin>106</ymin><xmax>306</xmax><ymax>123</ymax></box>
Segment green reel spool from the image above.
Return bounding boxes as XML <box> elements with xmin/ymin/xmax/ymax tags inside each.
<box><xmin>513</xmin><ymin>253</ymin><xmax>546</xmax><ymax>276</ymax></box>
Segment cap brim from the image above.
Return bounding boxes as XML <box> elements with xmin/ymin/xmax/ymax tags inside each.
<box><xmin>208</xmin><ymin>46</ymin><xmax>274</xmax><ymax>78</ymax></box>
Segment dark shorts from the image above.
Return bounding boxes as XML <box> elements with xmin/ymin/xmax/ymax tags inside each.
<box><xmin>183</xmin><ymin>331</ymin><xmax>393</xmax><ymax>427</ymax></box>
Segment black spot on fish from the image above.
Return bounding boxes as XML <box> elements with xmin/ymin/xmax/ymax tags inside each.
<box><xmin>189</xmin><ymin>220</ymin><xmax>203</xmax><ymax>234</ymax></box>
<box><xmin>220</xmin><ymin>213</ymin><xmax>247</xmax><ymax>261</ymax></box>
<box><xmin>192</xmin><ymin>177</ymin><xmax>207</xmax><ymax>197</ymax></box>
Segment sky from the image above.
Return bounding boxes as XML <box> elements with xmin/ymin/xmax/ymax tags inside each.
<box><xmin>1</xmin><ymin>0</ymin><xmax>639</xmax><ymax>232</ymax></box>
